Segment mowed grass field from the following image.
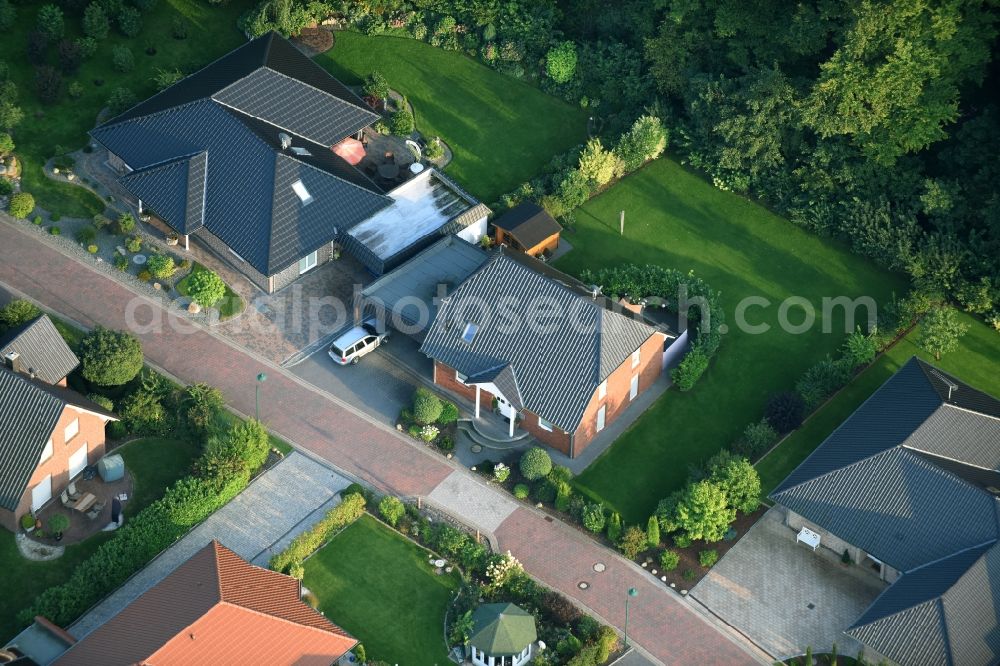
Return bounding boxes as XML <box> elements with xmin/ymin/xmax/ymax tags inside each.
<box><xmin>558</xmin><ymin>158</ymin><xmax>910</xmax><ymax>524</ymax></box>
<box><xmin>317</xmin><ymin>31</ymin><xmax>589</xmax><ymax>203</ymax></box>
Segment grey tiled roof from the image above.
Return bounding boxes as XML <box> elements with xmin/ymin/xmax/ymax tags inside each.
<box><xmin>420</xmin><ymin>249</ymin><xmax>659</xmax><ymax>432</ymax></box>
<box><xmin>0</xmin><ymin>368</ymin><xmax>64</xmax><ymax>511</ymax></box>
<box><xmin>91</xmin><ymin>33</ymin><xmax>391</xmax><ymax>277</ymax></box>
<box><xmin>0</xmin><ymin>315</ymin><xmax>79</xmax><ymax>384</ymax></box>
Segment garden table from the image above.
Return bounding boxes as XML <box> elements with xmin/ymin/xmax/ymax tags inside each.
<box><xmin>378</xmin><ymin>163</ymin><xmax>399</xmax><ymax>179</ymax></box>
<box><xmin>72</xmin><ymin>492</ymin><xmax>97</xmax><ymax>513</ymax></box>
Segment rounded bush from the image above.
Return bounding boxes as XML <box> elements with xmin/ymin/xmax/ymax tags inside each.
<box><xmin>390</xmin><ymin>108</ymin><xmax>414</xmax><ymax>136</ymax></box>
<box><xmin>581</xmin><ymin>503</ymin><xmax>605</xmax><ymax>532</ymax></box>
<box><xmin>113</xmin><ymin>255</ymin><xmax>128</xmax><ymax>271</ymax></box>
<box><xmin>765</xmin><ymin>391</ymin><xmax>806</xmax><ymax>433</ymax></box>
<box><xmin>699</xmin><ymin>549</ymin><xmax>719</xmax><ymax>567</ymax></box>
<box><xmin>378</xmin><ymin>495</ymin><xmax>405</xmax><ymax>526</ymax></box>
<box><xmin>659</xmin><ymin>549</ymin><xmax>680</xmax><ymax>571</ymax></box>
<box><xmin>8</xmin><ymin>192</ymin><xmax>35</xmax><ymax>219</ymax></box>
<box><xmin>117</xmin><ymin>212</ymin><xmax>137</xmax><ymax>235</ymax></box>
<box><xmin>186</xmin><ymin>269</ymin><xmax>226</xmax><ymax>307</ymax></box>
<box><xmin>48</xmin><ymin>226</ymin><xmax>60</xmax><ymax>235</ymax></box>
<box><xmin>437</xmin><ymin>401</ymin><xmax>459</xmax><ymax>425</ymax></box>
<box><xmin>519</xmin><ymin>446</ymin><xmax>552</xmax><ymax>481</ymax></box>
<box><xmin>412</xmin><ymin>387</ymin><xmax>443</xmax><ymax>425</ymax></box>
<box><xmin>75</xmin><ymin>225</ymin><xmax>97</xmax><ymax>244</ymax></box>
<box><xmin>87</xmin><ymin>244</ymin><xmax>98</xmax><ymax>253</ymax></box>
<box><xmin>125</xmin><ymin>235</ymin><xmax>141</xmax><ymax>253</ymax></box>
<box><xmin>145</xmin><ymin>253</ymin><xmax>175</xmax><ymax>279</ymax></box>
<box><xmin>32</xmin><ymin>216</ymin><xmax>43</xmax><ymax>226</ymax></box>
<box><xmin>0</xmin><ymin>300</ymin><xmax>41</xmax><ymax>329</ymax></box>
<box><xmin>513</xmin><ymin>483</ymin><xmax>529</xmax><ymax>499</ymax></box>
<box><xmin>78</xmin><ymin>326</ymin><xmax>143</xmax><ymax>386</ymax></box>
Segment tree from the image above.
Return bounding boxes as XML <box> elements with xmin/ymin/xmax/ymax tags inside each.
<box><xmin>412</xmin><ymin>387</ymin><xmax>443</xmax><ymax>425</ymax></box>
<box><xmin>78</xmin><ymin>326</ymin><xmax>143</xmax><ymax>386</ymax></box>
<box><xmin>0</xmin><ymin>0</ymin><xmax>15</xmax><ymax>32</ymax></box>
<box><xmin>764</xmin><ymin>391</ymin><xmax>805</xmax><ymax>433</ymax></box>
<box><xmin>378</xmin><ymin>496</ymin><xmax>405</xmax><ymax>527</ymax></box>
<box><xmin>615</xmin><ymin>114</ymin><xmax>668</xmax><ymax>172</ymax></box>
<box><xmin>117</xmin><ymin>6</ymin><xmax>141</xmax><ymax>37</ymax></box>
<box><xmin>82</xmin><ymin>2</ymin><xmax>108</xmax><ymax>39</ymax></box>
<box><xmin>36</xmin><ymin>4</ymin><xmax>65</xmax><ymax>41</ymax></box>
<box><xmin>577</xmin><ymin>138</ymin><xmax>622</xmax><ymax>187</ymax></box>
<box><xmin>918</xmin><ymin>306</ymin><xmax>969</xmax><ymax>361</ymax></box>
<box><xmin>546</xmin><ymin>40</ymin><xmax>577</xmax><ymax>84</ymax></box>
<box><xmin>57</xmin><ymin>39</ymin><xmax>83</xmax><ymax>74</ymax></box>
<box><xmin>617</xmin><ymin>525</ymin><xmax>646</xmax><ymax>559</ymax></box>
<box><xmin>34</xmin><ymin>66</ymin><xmax>63</xmax><ymax>104</ymax></box>
<box><xmin>181</xmin><ymin>383</ymin><xmax>223</xmax><ymax>433</ymax></box>
<box><xmin>7</xmin><ymin>192</ymin><xmax>35</xmax><ymax>219</ymax></box>
<box><xmin>0</xmin><ymin>299</ymin><xmax>41</xmax><ymax>330</ymax></box>
<box><xmin>185</xmin><ymin>269</ymin><xmax>226</xmax><ymax>307</ymax></box>
<box><xmin>674</xmin><ymin>480</ymin><xmax>735</xmax><ymax>543</ymax></box>
<box><xmin>111</xmin><ymin>44</ymin><xmax>134</xmax><ymax>73</ymax></box>
<box><xmin>0</xmin><ymin>98</ymin><xmax>23</xmax><ymax>130</ymax></box>
<box><xmin>0</xmin><ymin>132</ymin><xmax>14</xmax><ymax>157</ymax></box>
<box><xmin>646</xmin><ymin>514</ymin><xmax>661</xmax><ymax>548</ymax></box>
<box><xmin>707</xmin><ymin>451</ymin><xmax>761</xmax><ymax>514</ymax></box>
<box><xmin>519</xmin><ymin>446</ymin><xmax>552</xmax><ymax>481</ymax></box>
<box><xmin>48</xmin><ymin>513</ymin><xmax>69</xmax><ymax>537</ymax></box>
<box><xmin>362</xmin><ymin>71</ymin><xmax>390</xmax><ymax>100</ymax></box>
<box><xmin>241</xmin><ymin>0</ymin><xmax>311</xmax><ymax>38</ymax></box>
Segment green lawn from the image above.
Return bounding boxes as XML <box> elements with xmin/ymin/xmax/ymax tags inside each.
<box><xmin>0</xmin><ymin>0</ymin><xmax>251</xmax><ymax>217</ymax></box>
<box><xmin>116</xmin><ymin>436</ymin><xmax>201</xmax><ymax>516</ymax></box>
<box><xmin>756</xmin><ymin>312</ymin><xmax>1000</xmax><ymax>496</ymax></box>
<box><xmin>176</xmin><ymin>262</ymin><xmax>245</xmax><ymax>320</ymax></box>
<box><xmin>303</xmin><ymin>515</ymin><xmax>459</xmax><ymax>665</ymax></box>
<box><xmin>561</xmin><ymin>158</ymin><xmax>909</xmax><ymax>524</ymax></box>
<box><xmin>316</xmin><ymin>32</ymin><xmax>589</xmax><ymax>203</ymax></box>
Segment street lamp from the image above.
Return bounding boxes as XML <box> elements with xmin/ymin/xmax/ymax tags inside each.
<box><xmin>255</xmin><ymin>372</ymin><xmax>267</xmax><ymax>420</ymax></box>
<box><xmin>624</xmin><ymin>587</ymin><xmax>638</xmax><ymax>649</ymax></box>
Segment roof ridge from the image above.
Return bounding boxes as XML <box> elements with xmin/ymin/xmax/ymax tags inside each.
<box><xmin>940</xmin><ymin>401</ymin><xmax>1000</xmax><ymax>423</ymax></box>
<box><xmin>772</xmin><ymin>441</ymin><xmax>908</xmax><ymax>497</ymax></box>
<box><xmin>213</xmin><ymin>599</ymin><xmax>351</xmax><ymax>639</ymax></box>
<box><xmin>902</xmin><ymin>538</ymin><xmax>997</xmax><ymax>576</ymax></box>
<box><xmin>210</xmin><ymin>540</ymin><xmax>226</xmax><ymax>605</ymax></box>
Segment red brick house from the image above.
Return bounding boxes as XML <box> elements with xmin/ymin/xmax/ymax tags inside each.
<box><xmin>0</xmin><ymin>316</ymin><xmax>116</xmax><ymax>532</ymax></box>
<box><xmin>420</xmin><ymin>249</ymin><xmax>676</xmax><ymax>458</ymax></box>
<box><xmin>48</xmin><ymin>540</ymin><xmax>356</xmax><ymax>665</ymax></box>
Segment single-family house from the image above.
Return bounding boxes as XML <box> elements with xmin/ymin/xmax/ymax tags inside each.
<box><xmin>492</xmin><ymin>201</ymin><xmax>562</xmax><ymax>258</ymax></box>
<box><xmin>39</xmin><ymin>540</ymin><xmax>356</xmax><ymax>665</ymax></box>
<box><xmin>90</xmin><ymin>32</ymin><xmax>487</xmax><ymax>293</ymax></box>
<box><xmin>0</xmin><ymin>316</ymin><xmax>116</xmax><ymax>532</ymax></box>
<box><xmin>420</xmin><ymin>248</ymin><xmax>676</xmax><ymax>457</ymax></box>
<box><xmin>770</xmin><ymin>357</ymin><xmax>1000</xmax><ymax>665</ymax></box>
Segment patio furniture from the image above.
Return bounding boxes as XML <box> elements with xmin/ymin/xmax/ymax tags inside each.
<box><xmin>796</xmin><ymin>526</ymin><xmax>821</xmax><ymax>551</ymax></box>
<box><xmin>72</xmin><ymin>492</ymin><xmax>97</xmax><ymax>514</ymax></box>
<box><xmin>60</xmin><ymin>489</ymin><xmax>73</xmax><ymax>508</ymax></box>
<box><xmin>378</xmin><ymin>163</ymin><xmax>399</xmax><ymax>180</ymax></box>
<box><xmin>86</xmin><ymin>500</ymin><xmax>106</xmax><ymax>520</ymax></box>
<box><xmin>410</xmin><ymin>162</ymin><xmax>425</xmax><ymax>175</ymax></box>
<box><xmin>67</xmin><ymin>481</ymin><xmax>81</xmax><ymax>501</ymax></box>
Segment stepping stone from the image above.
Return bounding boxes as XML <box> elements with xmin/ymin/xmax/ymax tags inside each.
<box><xmin>470</xmin><ymin>444</ymin><xmax>482</xmax><ymax>453</ymax></box>
<box><xmin>116</xmin><ymin>246</ymin><xmax>126</xmax><ymax>255</ymax></box>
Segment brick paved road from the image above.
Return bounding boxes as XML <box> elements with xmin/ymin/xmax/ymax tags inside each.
<box><xmin>0</xmin><ymin>220</ymin><xmax>761</xmax><ymax>665</ymax></box>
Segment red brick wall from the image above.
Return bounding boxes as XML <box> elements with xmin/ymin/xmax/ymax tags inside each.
<box><xmin>518</xmin><ymin>410</ymin><xmax>571</xmax><ymax>456</ymax></box>
<box><xmin>2</xmin><ymin>406</ymin><xmax>109</xmax><ymax>532</ymax></box>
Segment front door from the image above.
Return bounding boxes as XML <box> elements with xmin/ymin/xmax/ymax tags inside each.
<box><xmin>31</xmin><ymin>475</ymin><xmax>52</xmax><ymax>511</ymax></box>
<box><xmin>596</xmin><ymin>405</ymin><xmax>606</xmax><ymax>432</ymax></box>
<box><xmin>630</xmin><ymin>374</ymin><xmax>639</xmax><ymax>400</ymax></box>
<box><xmin>495</xmin><ymin>394</ymin><xmax>515</xmax><ymax>420</ymax></box>
<box><xmin>68</xmin><ymin>445</ymin><xmax>88</xmax><ymax>479</ymax></box>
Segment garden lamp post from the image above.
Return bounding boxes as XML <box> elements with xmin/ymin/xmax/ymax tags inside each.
<box><xmin>255</xmin><ymin>372</ymin><xmax>267</xmax><ymax>420</ymax></box>
<box><xmin>624</xmin><ymin>587</ymin><xmax>638</xmax><ymax>649</ymax></box>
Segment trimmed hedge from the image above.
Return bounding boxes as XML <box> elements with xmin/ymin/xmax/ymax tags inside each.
<box><xmin>269</xmin><ymin>492</ymin><xmax>366</xmax><ymax>573</ymax></box>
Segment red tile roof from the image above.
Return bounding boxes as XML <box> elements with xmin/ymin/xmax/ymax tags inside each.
<box><xmin>53</xmin><ymin>541</ymin><xmax>355</xmax><ymax>665</ymax></box>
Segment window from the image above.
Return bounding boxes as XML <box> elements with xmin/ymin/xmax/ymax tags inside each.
<box><xmin>631</xmin><ymin>349</ymin><xmax>641</xmax><ymax>368</ymax></box>
<box><xmin>40</xmin><ymin>438</ymin><xmax>53</xmax><ymax>462</ymax></box>
<box><xmin>461</xmin><ymin>323</ymin><xmax>479</xmax><ymax>343</ymax></box>
<box><xmin>598</xmin><ymin>381</ymin><xmax>607</xmax><ymax>399</ymax></box>
<box><xmin>291</xmin><ymin>180</ymin><xmax>313</xmax><ymax>205</ymax></box>
<box><xmin>290</xmin><ymin>146</ymin><xmax>312</xmax><ymax>156</ymax></box>
<box><xmin>298</xmin><ymin>250</ymin><xmax>318</xmax><ymax>274</ymax></box>
<box><xmin>455</xmin><ymin>371</ymin><xmax>468</xmax><ymax>385</ymax></box>
<box><xmin>64</xmin><ymin>418</ymin><xmax>79</xmax><ymax>442</ymax></box>
<box><xmin>596</xmin><ymin>405</ymin><xmax>606</xmax><ymax>432</ymax></box>
<box><xmin>537</xmin><ymin>417</ymin><xmax>553</xmax><ymax>432</ymax></box>
<box><xmin>629</xmin><ymin>374</ymin><xmax>639</xmax><ymax>400</ymax></box>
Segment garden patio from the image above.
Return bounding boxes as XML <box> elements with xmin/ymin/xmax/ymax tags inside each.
<box><xmin>31</xmin><ymin>468</ymin><xmax>131</xmax><ymax>546</ymax></box>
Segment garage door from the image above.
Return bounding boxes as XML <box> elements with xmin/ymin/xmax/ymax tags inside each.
<box><xmin>31</xmin><ymin>475</ymin><xmax>52</xmax><ymax>511</ymax></box>
<box><xmin>68</xmin><ymin>445</ymin><xmax>88</xmax><ymax>479</ymax></box>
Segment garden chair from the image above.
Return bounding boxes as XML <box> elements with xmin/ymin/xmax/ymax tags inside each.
<box><xmin>67</xmin><ymin>481</ymin><xmax>81</xmax><ymax>501</ymax></box>
<box><xmin>86</xmin><ymin>500</ymin><xmax>106</xmax><ymax>520</ymax></box>
<box><xmin>60</xmin><ymin>489</ymin><xmax>73</xmax><ymax>508</ymax></box>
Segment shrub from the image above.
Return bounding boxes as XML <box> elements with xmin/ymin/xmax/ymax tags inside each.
<box><xmin>553</xmin><ymin>480</ymin><xmax>572</xmax><ymax>511</ymax></box>
<box><xmin>581</xmin><ymin>503</ymin><xmax>605</xmax><ymax>532</ymax></box>
<box><xmin>75</xmin><ymin>36</ymin><xmax>98</xmax><ymax>60</ymax></box>
<box><xmin>437</xmin><ymin>401</ymin><xmax>459</xmax><ymax>425</ymax></box>
<box><xmin>82</xmin><ymin>3</ymin><xmax>108</xmax><ymax>39</ymax></box>
<box><xmin>0</xmin><ymin>299</ymin><xmax>41</xmax><ymax>330</ymax></box>
<box><xmin>125</xmin><ymin>235</ymin><xmax>141</xmax><ymax>252</ymax></box>
<box><xmin>615</xmin><ymin>115</ymin><xmax>668</xmax><ymax>172</ymax></box>
<box><xmin>646</xmin><ymin>514</ymin><xmax>661</xmax><ymax>548</ymax></box>
<box><xmin>79</xmin><ymin>326</ymin><xmax>143</xmax><ymax>386</ymax></box>
<box><xmin>186</xmin><ymin>269</ymin><xmax>226</xmax><ymax>307</ymax></box>
<box><xmin>111</xmin><ymin>45</ymin><xmax>134</xmax><ymax>72</ymax></box>
<box><xmin>424</xmin><ymin>137</ymin><xmax>444</xmax><ymax>160</ymax></box>
<box><xmin>87</xmin><ymin>244</ymin><xmax>99</xmax><ymax>254</ymax></box>
<box><xmin>36</xmin><ymin>4</ymin><xmax>64</xmax><ymax>41</ymax></box>
<box><xmin>0</xmin><ymin>0</ymin><xmax>14</xmax><ymax>32</ymax></box>
<box><xmin>152</xmin><ymin>67</ymin><xmax>182</xmax><ymax>90</ymax></box>
<box><xmin>671</xmin><ymin>348</ymin><xmax>709</xmax><ymax>391</ymax></box>
<box><xmin>390</xmin><ymin>107</ymin><xmax>415</xmax><ymax>136</ymax></box>
<box><xmin>707</xmin><ymin>451</ymin><xmax>761</xmax><ymax>514</ymax></box>
<box><xmin>378</xmin><ymin>495</ymin><xmax>405</xmax><ymax>526</ymax></box>
<box><xmin>764</xmin><ymin>391</ymin><xmax>806</xmax><ymax>433</ymax></box>
<box><xmin>48</xmin><ymin>226</ymin><xmax>60</xmax><ymax>235</ymax></box>
<box><xmin>412</xmin><ymin>387</ymin><xmax>443</xmax><ymax>425</ymax></box>
<box><xmin>48</xmin><ymin>513</ymin><xmax>69</xmax><ymax>535</ymax></box>
<box><xmin>493</xmin><ymin>462</ymin><xmax>510</xmax><ymax>483</ymax></box>
<box><xmin>796</xmin><ymin>356</ymin><xmax>852</xmax><ymax>409</ymax></box>
<box><xmin>58</xmin><ymin>39</ymin><xmax>82</xmax><ymax>74</ymax></box>
<box><xmin>419</xmin><ymin>424</ymin><xmax>439</xmax><ymax>442</ymax></box>
<box><xmin>7</xmin><ymin>192</ymin><xmax>35</xmax><ymax>219</ymax></box>
<box><xmin>734</xmin><ymin>419</ymin><xmax>778</xmax><ymax>458</ymax></box>
<box><xmin>113</xmin><ymin>255</ymin><xmax>128</xmax><ymax>271</ymax></box>
<box><xmin>542</xmin><ymin>589</ymin><xmax>581</xmax><ymax>625</ymax></box>
<box><xmin>118</xmin><ymin>371</ymin><xmax>168</xmax><ymax>434</ymax></box>
<box><xmin>34</xmin><ymin>66</ymin><xmax>63</xmax><ymax>104</ymax></box>
<box><xmin>699</xmin><ymin>549</ymin><xmax>719</xmax><ymax>567</ymax></box>
<box><xmin>49</xmin><ymin>211</ymin><xmax>62</xmax><ymax>221</ymax></box>
<box><xmin>842</xmin><ymin>326</ymin><xmax>879</xmax><ymax>368</ymax></box>
<box><xmin>362</xmin><ymin>71</ymin><xmax>390</xmax><ymax>100</ymax></box>
<box><xmin>68</xmin><ymin>81</ymin><xmax>83</xmax><ymax>98</ymax></box>
<box><xmin>577</xmin><ymin>138</ymin><xmax>622</xmax><ymax>187</ymax></box>
<box><xmin>682</xmin><ymin>568</ymin><xmax>696</xmax><ymax>581</ymax></box>
<box><xmin>674</xmin><ymin>480</ymin><xmax>735</xmax><ymax>543</ymax></box>
<box><xmin>519</xmin><ymin>446</ymin><xmax>552</xmax><ymax>480</ymax></box>
<box><xmin>32</xmin><ymin>216</ymin><xmax>42</xmax><ymax>226</ymax></box>
<box><xmin>117</xmin><ymin>7</ymin><xmax>141</xmax><ymax>36</ymax></box>
<box><xmin>437</xmin><ymin>435</ymin><xmax>454</xmax><ymax>452</ymax></box>
<box><xmin>197</xmin><ymin>419</ymin><xmax>270</xmax><ymax>485</ymax></box>
<box><xmin>75</xmin><ymin>225</ymin><xmax>97</xmax><ymax>245</ymax></box>
<box><xmin>181</xmin><ymin>383</ymin><xmax>223</xmax><ymax>434</ymax></box>
<box><xmin>513</xmin><ymin>483</ymin><xmax>529</xmax><ymax>499</ymax></box>
<box><xmin>269</xmin><ymin>492</ymin><xmax>367</xmax><ymax>574</ymax></box>
<box><xmin>106</xmin><ymin>86</ymin><xmax>137</xmax><ymax>115</ymax></box>
<box><xmin>545</xmin><ymin>41</ymin><xmax>577</xmax><ymax>84</ymax></box>
<box><xmin>0</xmin><ymin>178</ymin><xmax>11</xmax><ymax>196</ymax></box>
<box><xmin>617</xmin><ymin>525</ymin><xmax>647</xmax><ymax>559</ymax></box>
<box><xmin>137</xmin><ymin>269</ymin><xmax>150</xmax><ymax>282</ymax></box>
<box><xmin>605</xmin><ymin>511</ymin><xmax>622</xmax><ymax>542</ymax></box>
<box><xmin>145</xmin><ymin>253</ymin><xmax>175</xmax><ymax>279</ymax></box>
<box><xmin>106</xmin><ymin>419</ymin><xmax>127</xmax><ymax>439</ymax></box>
<box><xmin>673</xmin><ymin>533</ymin><xmax>692</xmax><ymax>548</ymax></box>
<box><xmin>92</xmin><ymin>214</ymin><xmax>112</xmax><ymax>231</ymax></box>
<box><xmin>659</xmin><ymin>549</ymin><xmax>680</xmax><ymax>571</ymax></box>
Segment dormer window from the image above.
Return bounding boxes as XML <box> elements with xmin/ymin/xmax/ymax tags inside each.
<box><xmin>461</xmin><ymin>323</ymin><xmax>478</xmax><ymax>343</ymax></box>
<box><xmin>290</xmin><ymin>146</ymin><xmax>312</xmax><ymax>156</ymax></box>
<box><xmin>291</xmin><ymin>180</ymin><xmax>313</xmax><ymax>205</ymax></box>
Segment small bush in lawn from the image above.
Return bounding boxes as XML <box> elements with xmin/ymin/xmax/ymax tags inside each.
<box><xmin>734</xmin><ymin>419</ymin><xmax>778</xmax><ymax>458</ymax></box>
<box><xmin>107</xmin><ymin>87</ymin><xmax>137</xmax><ymax>115</ymax></box>
<box><xmin>7</xmin><ymin>192</ymin><xmax>35</xmax><ymax>219</ymax></box>
<box><xmin>618</xmin><ymin>525</ymin><xmax>647</xmax><ymax>559</ymax></box>
<box><xmin>513</xmin><ymin>483</ymin><xmax>529</xmax><ymax>499</ymax></box>
<box><xmin>78</xmin><ymin>326</ymin><xmax>143</xmax><ymax>386</ymax></box>
<box><xmin>378</xmin><ymin>495</ymin><xmax>404</xmax><ymax>527</ymax></box>
<box><xmin>75</xmin><ymin>225</ymin><xmax>97</xmax><ymax>245</ymax></box>
<box><xmin>0</xmin><ymin>299</ymin><xmax>41</xmax><ymax>330</ymax></box>
<box><xmin>113</xmin><ymin>255</ymin><xmax>128</xmax><ymax>271</ymax></box>
<box><xmin>412</xmin><ymin>387</ymin><xmax>443</xmax><ymax>425</ymax></box>
<box><xmin>146</xmin><ymin>253</ymin><xmax>175</xmax><ymax>279</ymax></box>
<box><xmin>117</xmin><ymin>7</ymin><xmax>141</xmax><ymax>36</ymax></box>
<box><xmin>48</xmin><ymin>226</ymin><xmax>60</xmax><ymax>235</ymax></box>
<box><xmin>765</xmin><ymin>391</ymin><xmax>806</xmax><ymax>433</ymax></box>
<box><xmin>87</xmin><ymin>244</ymin><xmax>98</xmax><ymax>254</ymax></box>
<box><xmin>117</xmin><ymin>212</ymin><xmax>136</xmax><ymax>234</ymax></box>
<box><xmin>660</xmin><ymin>549</ymin><xmax>680</xmax><ymax>571</ymax></box>
<box><xmin>111</xmin><ymin>45</ymin><xmax>134</xmax><ymax>72</ymax></box>
<box><xmin>519</xmin><ymin>446</ymin><xmax>552</xmax><ymax>481</ymax></box>
<box><xmin>437</xmin><ymin>401</ymin><xmax>459</xmax><ymax>425</ymax></box>
<box><xmin>699</xmin><ymin>549</ymin><xmax>719</xmax><ymax>567</ymax></box>
<box><xmin>186</xmin><ymin>269</ymin><xmax>226</xmax><ymax>307</ymax></box>
<box><xmin>125</xmin><ymin>235</ymin><xmax>141</xmax><ymax>253</ymax></box>
<box><xmin>582</xmin><ymin>503</ymin><xmax>605</xmax><ymax>532</ymax></box>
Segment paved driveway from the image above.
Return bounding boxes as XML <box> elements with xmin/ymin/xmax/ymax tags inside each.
<box><xmin>690</xmin><ymin>509</ymin><xmax>886</xmax><ymax>660</ymax></box>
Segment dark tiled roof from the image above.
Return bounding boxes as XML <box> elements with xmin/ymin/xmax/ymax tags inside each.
<box><xmin>0</xmin><ymin>315</ymin><xmax>79</xmax><ymax>384</ymax></box>
<box><xmin>55</xmin><ymin>541</ymin><xmax>355</xmax><ymax>665</ymax></box>
<box><xmin>420</xmin><ymin>249</ymin><xmax>660</xmax><ymax>431</ymax></box>
<box><xmin>91</xmin><ymin>33</ymin><xmax>391</xmax><ymax>277</ymax></box>
<box><xmin>494</xmin><ymin>201</ymin><xmax>562</xmax><ymax>250</ymax></box>
<box><xmin>469</xmin><ymin>603</ymin><xmax>537</xmax><ymax>656</ymax></box>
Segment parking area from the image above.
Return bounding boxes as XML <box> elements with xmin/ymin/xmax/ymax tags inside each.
<box><xmin>690</xmin><ymin>508</ymin><xmax>886</xmax><ymax>660</ymax></box>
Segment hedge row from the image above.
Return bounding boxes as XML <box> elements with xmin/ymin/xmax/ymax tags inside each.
<box><xmin>269</xmin><ymin>491</ymin><xmax>367</xmax><ymax>573</ymax></box>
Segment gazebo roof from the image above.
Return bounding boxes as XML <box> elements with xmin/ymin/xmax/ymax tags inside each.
<box><xmin>469</xmin><ymin>603</ymin><xmax>537</xmax><ymax>656</ymax></box>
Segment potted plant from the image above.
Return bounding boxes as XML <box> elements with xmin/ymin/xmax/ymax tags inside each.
<box><xmin>20</xmin><ymin>513</ymin><xmax>35</xmax><ymax>532</ymax></box>
<box><xmin>48</xmin><ymin>514</ymin><xmax>70</xmax><ymax>541</ymax></box>
<box><xmin>166</xmin><ymin>233</ymin><xmax>179</xmax><ymax>246</ymax></box>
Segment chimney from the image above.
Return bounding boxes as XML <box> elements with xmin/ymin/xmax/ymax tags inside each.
<box><xmin>4</xmin><ymin>351</ymin><xmax>22</xmax><ymax>374</ymax></box>
<box><xmin>278</xmin><ymin>133</ymin><xmax>292</xmax><ymax>150</ymax></box>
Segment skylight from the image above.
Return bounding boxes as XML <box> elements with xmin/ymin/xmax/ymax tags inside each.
<box><xmin>291</xmin><ymin>146</ymin><xmax>312</xmax><ymax>156</ymax></box>
<box><xmin>291</xmin><ymin>180</ymin><xmax>313</xmax><ymax>205</ymax></box>
<box><xmin>461</xmin><ymin>323</ymin><xmax>479</xmax><ymax>343</ymax></box>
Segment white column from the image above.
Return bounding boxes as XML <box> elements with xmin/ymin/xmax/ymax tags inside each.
<box><xmin>509</xmin><ymin>410</ymin><xmax>516</xmax><ymax>438</ymax></box>
<box><xmin>475</xmin><ymin>385</ymin><xmax>481</xmax><ymax>418</ymax></box>
<box><xmin>183</xmin><ymin>234</ymin><xmax>189</xmax><ymax>251</ymax></box>
<box><xmin>138</xmin><ymin>199</ymin><xmax>143</xmax><ymax>213</ymax></box>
